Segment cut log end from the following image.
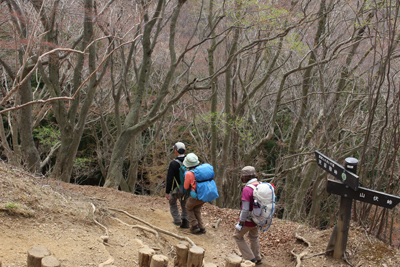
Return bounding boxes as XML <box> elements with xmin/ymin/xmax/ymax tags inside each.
<box><xmin>174</xmin><ymin>242</ymin><xmax>189</xmax><ymax>267</ymax></box>
<box><xmin>27</xmin><ymin>245</ymin><xmax>51</xmax><ymax>267</ymax></box>
<box><xmin>41</xmin><ymin>256</ymin><xmax>60</xmax><ymax>267</ymax></box>
<box><xmin>138</xmin><ymin>247</ymin><xmax>156</xmax><ymax>267</ymax></box>
<box><xmin>150</xmin><ymin>254</ymin><xmax>169</xmax><ymax>267</ymax></box>
<box><xmin>241</xmin><ymin>260</ymin><xmax>255</xmax><ymax>267</ymax></box>
<box><xmin>187</xmin><ymin>246</ymin><xmax>205</xmax><ymax>267</ymax></box>
<box><xmin>225</xmin><ymin>254</ymin><xmax>242</xmax><ymax>267</ymax></box>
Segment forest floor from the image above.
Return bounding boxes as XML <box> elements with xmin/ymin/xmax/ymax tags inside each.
<box><xmin>0</xmin><ymin>161</ymin><xmax>399</xmax><ymax>267</ymax></box>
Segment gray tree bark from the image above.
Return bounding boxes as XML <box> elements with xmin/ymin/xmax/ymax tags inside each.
<box><xmin>104</xmin><ymin>0</ymin><xmax>189</xmax><ymax>189</ymax></box>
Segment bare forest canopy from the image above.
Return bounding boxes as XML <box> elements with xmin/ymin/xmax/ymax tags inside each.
<box><xmin>1</xmin><ymin>0</ymin><xmax>400</xmax><ymax>247</ymax></box>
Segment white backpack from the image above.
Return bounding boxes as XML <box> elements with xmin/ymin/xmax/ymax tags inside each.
<box><xmin>246</xmin><ymin>183</ymin><xmax>275</xmax><ymax>232</ymax></box>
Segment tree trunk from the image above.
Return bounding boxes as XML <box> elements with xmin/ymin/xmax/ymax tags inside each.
<box><xmin>289</xmin><ymin>162</ymin><xmax>318</xmax><ymax>220</ymax></box>
<box><xmin>306</xmin><ymin>174</ymin><xmax>326</xmax><ymax>227</ymax></box>
<box><xmin>127</xmin><ymin>138</ymin><xmax>139</xmax><ymax>193</ymax></box>
<box><xmin>215</xmin><ymin>3</ymin><xmax>241</xmax><ymax>207</ymax></box>
<box><xmin>208</xmin><ymin>0</ymin><xmax>218</xmax><ymax>185</ymax></box>
<box><xmin>104</xmin><ymin>0</ymin><xmax>187</xmax><ymax>189</ymax></box>
<box><xmin>50</xmin><ymin>0</ymin><xmax>99</xmax><ymax>182</ymax></box>
<box><xmin>284</xmin><ymin>0</ymin><xmax>326</xmax><ymax>220</ymax></box>
<box><xmin>18</xmin><ymin>68</ymin><xmax>40</xmax><ymax>172</ymax></box>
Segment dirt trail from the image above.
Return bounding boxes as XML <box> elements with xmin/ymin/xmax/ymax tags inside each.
<box><xmin>0</xmin><ymin>162</ymin><xmax>399</xmax><ymax>266</ymax></box>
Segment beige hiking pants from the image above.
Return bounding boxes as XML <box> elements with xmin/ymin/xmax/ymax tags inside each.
<box><xmin>233</xmin><ymin>226</ymin><xmax>261</xmax><ymax>261</ymax></box>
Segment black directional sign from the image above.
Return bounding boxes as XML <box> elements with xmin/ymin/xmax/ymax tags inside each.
<box><xmin>315</xmin><ymin>151</ymin><xmax>359</xmax><ymax>191</ymax></box>
<box><xmin>327</xmin><ymin>179</ymin><xmax>400</xmax><ymax>209</ymax></box>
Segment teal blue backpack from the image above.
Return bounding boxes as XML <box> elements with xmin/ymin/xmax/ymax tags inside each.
<box><xmin>172</xmin><ymin>159</ymin><xmax>189</xmax><ymax>197</ymax></box>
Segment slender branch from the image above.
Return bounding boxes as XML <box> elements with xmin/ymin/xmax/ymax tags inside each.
<box><xmin>0</xmin><ymin>48</ymin><xmax>84</xmax><ymax>107</ymax></box>
<box><xmin>109</xmin><ymin>208</ymin><xmax>196</xmax><ymax>246</ymax></box>
<box><xmin>0</xmin><ymin>97</ymin><xmax>74</xmax><ymax>115</ymax></box>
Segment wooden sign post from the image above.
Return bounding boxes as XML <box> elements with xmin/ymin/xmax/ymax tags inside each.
<box><xmin>315</xmin><ymin>151</ymin><xmax>400</xmax><ymax>260</ymax></box>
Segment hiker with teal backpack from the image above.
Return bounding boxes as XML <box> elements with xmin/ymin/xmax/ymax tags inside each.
<box><xmin>183</xmin><ymin>153</ymin><xmax>219</xmax><ymax>234</ymax></box>
<box><xmin>165</xmin><ymin>142</ymin><xmax>189</xmax><ymax>229</ymax></box>
<box><xmin>234</xmin><ymin>166</ymin><xmax>276</xmax><ymax>265</ymax></box>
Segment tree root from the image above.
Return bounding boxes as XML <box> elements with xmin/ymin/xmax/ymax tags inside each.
<box><xmin>90</xmin><ymin>203</ymin><xmax>109</xmax><ymax>238</ymax></box>
<box><xmin>98</xmin><ymin>243</ymin><xmax>114</xmax><ymax>267</ymax></box>
<box><xmin>290</xmin><ymin>227</ymin><xmax>311</xmax><ymax>267</ymax></box>
<box><xmin>109</xmin><ymin>207</ymin><xmax>196</xmax><ymax>246</ymax></box>
<box><xmin>90</xmin><ymin>203</ymin><xmax>114</xmax><ymax>267</ymax></box>
<box><xmin>110</xmin><ymin>216</ymin><xmax>164</xmax><ymax>249</ymax></box>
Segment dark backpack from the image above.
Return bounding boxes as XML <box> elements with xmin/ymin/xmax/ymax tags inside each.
<box><xmin>171</xmin><ymin>159</ymin><xmax>189</xmax><ymax>197</ymax></box>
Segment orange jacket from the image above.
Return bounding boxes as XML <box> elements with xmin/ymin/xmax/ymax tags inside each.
<box><xmin>184</xmin><ymin>171</ymin><xmax>197</xmax><ymax>192</ymax></box>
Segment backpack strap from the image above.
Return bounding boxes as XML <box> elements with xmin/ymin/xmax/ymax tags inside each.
<box><xmin>173</xmin><ymin>159</ymin><xmax>183</xmax><ymax>186</ymax></box>
<box><xmin>174</xmin><ymin>158</ymin><xmax>183</xmax><ymax>166</ymax></box>
<box><xmin>244</xmin><ymin>184</ymin><xmax>256</xmax><ymax>222</ymax></box>
<box><xmin>246</xmin><ymin>184</ymin><xmax>256</xmax><ymax>190</ymax></box>
<box><xmin>188</xmin><ymin>169</ymin><xmax>213</xmax><ymax>182</ymax></box>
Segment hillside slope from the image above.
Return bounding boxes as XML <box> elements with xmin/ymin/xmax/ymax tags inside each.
<box><xmin>0</xmin><ymin>162</ymin><xmax>399</xmax><ymax>267</ymax></box>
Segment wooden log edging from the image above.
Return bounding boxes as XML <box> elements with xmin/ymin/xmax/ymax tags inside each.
<box><xmin>139</xmin><ymin>247</ymin><xmax>155</xmax><ymax>267</ymax></box>
<box><xmin>187</xmin><ymin>246</ymin><xmax>204</xmax><ymax>267</ymax></box>
<box><xmin>174</xmin><ymin>241</ymin><xmax>189</xmax><ymax>267</ymax></box>
<box><xmin>150</xmin><ymin>254</ymin><xmax>169</xmax><ymax>267</ymax></box>
<box><xmin>27</xmin><ymin>245</ymin><xmax>51</xmax><ymax>267</ymax></box>
<box><xmin>225</xmin><ymin>254</ymin><xmax>242</xmax><ymax>267</ymax></box>
<box><xmin>241</xmin><ymin>260</ymin><xmax>255</xmax><ymax>267</ymax></box>
<box><xmin>41</xmin><ymin>256</ymin><xmax>60</xmax><ymax>267</ymax></box>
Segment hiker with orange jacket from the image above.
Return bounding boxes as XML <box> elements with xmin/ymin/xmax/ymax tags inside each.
<box><xmin>183</xmin><ymin>153</ymin><xmax>206</xmax><ymax>234</ymax></box>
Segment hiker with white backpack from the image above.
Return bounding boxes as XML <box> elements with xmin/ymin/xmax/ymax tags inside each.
<box><xmin>233</xmin><ymin>166</ymin><xmax>276</xmax><ymax>265</ymax></box>
<box><xmin>165</xmin><ymin>142</ymin><xmax>190</xmax><ymax>229</ymax></box>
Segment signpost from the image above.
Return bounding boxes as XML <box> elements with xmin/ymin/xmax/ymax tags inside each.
<box><xmin>327</xmin><ymin>179</ymin><xmax>400</xmax><ymax>209</ymax></box>
<box><xmin>314</xmin><ymin>151</ymin><xmax>400</xmax><ymax>260</ymax></box>
<box><xmin>315</xmin><ymin>151</ymin><xmax>359</xmax><ymax>191</ymax></box>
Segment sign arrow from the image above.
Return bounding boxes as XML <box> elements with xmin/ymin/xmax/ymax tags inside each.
<box><xmin>315</xmin><ymin>151</ymin><xmax>359</xmax><ymax>191</ymax></box>
<box><xmin>327</xmin><ymin>179</ymin><xmax>400</xmax><ymax>209</ymax></box>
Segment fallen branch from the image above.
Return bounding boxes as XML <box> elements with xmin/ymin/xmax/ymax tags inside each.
<box><xmin>213</xmin><ymin>218</ymin><xmax>221</xmax><ymax>229</ymax></box>
<box><xmin>290</xmin><ymin>227</ymin><xmax>311</xmax><ymax>267</ymax></box>
<box><xmin>109</xmin><ymin>207</ymin><xmax>196</xmax><ymax>246</ymax></box>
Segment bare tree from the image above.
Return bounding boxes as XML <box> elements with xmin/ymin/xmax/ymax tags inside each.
<box><xmin>104</xmin><ymin>0</ymin><xmax>198</xmax><ymax>189</ymax></box>
<box><xmin>0</xmin><ymin>0</ymin><xmax>41</xmax><ymax>172</ymax></box>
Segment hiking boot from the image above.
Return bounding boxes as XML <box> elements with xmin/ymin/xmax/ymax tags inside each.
<box><xmin>190</xmin><ymin>225</ymin><xmax>200</xmax><ymax>234</ymax></box>
<box><xmin>172</xmin><ymin>221</ymin><xmax>181</xmax><ymax>226</ymax></box>
<box><xmin>251</xmin><ymin>258</ymin><xmax>262</xmax><ymax>265</ymax></box>
<box><xmin>180</xmin><ymin>219</ymin><xmax>190</xmax><ymax>229</ymax></box>
<box><xmin>199</xmin><ymin>228</ymin><xmax>206</xmax><ymax>234</ymax></box>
